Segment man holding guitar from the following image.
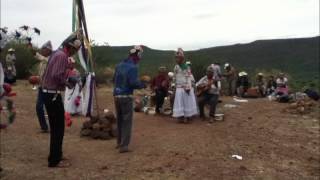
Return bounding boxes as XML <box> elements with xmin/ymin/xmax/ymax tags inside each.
<box><xmin>196</xmin><ymin>66</ymin><xmax>221</xmax><ymax>123</ymax></box>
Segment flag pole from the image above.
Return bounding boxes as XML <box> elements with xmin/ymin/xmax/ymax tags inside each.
<box><xmin>75</xmin><ymin>0</ymin><xmax>101</xmax><ymax>118</ymax></box>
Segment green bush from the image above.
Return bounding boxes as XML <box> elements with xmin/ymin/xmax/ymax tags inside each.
<box><xmin>1</xmin><ymin>42</ymin><xmax>37</xmax><ymax>79</ymax></box>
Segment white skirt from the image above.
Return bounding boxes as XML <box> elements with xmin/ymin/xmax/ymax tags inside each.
<box><xmin>64</xmin><ymin>84</ymin><xmax>83</xmax><ymax>114</ymax></box>
<box><xmin>173</xmin><ymin>88</ymin><xmax>198</xmax><ymax>118</ymax></box>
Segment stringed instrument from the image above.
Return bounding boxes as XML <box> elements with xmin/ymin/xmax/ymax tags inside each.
<box><xmin>196</xmin><ymin>78</ymin><xmax>215</xmax><ymax>97</ymax></box>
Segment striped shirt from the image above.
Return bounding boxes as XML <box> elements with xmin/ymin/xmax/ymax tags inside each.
<box><xmin>42</xmin><ymin>49</ymin><xmax>69</xmax><ymax>91</ymax></box>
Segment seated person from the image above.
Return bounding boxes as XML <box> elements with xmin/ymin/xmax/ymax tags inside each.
<box><xmin>151</xmin><ymin>66</ymin><xmax>169</xmax><ymax>114</ymax></box>
<box><xmin>276</xmin><ymin>73</ymin><xmax>289</xmax><ymax>96</ymax></box>
<box><xmin>266</xmin><ymin>75</ymin><xmax>277</xmax><ymax>95</ymax></box>
<box><xmin>236</xmin><ymin>71</ymin><xmax>250</xmax><ymax>97</ymax></box>
<box><xmin>255</xmin><ymin>73</ymin><xmax>266</xmax><ymax>97</ymax></box>
<box><xmin>196</xmin><ymin>66</ymin><xmax>220</xmax><ymax>123</ymax></box>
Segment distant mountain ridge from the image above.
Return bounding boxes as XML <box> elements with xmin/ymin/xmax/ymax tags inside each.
<box><xmin>92</xmin><ymin>36</ymin><xmax>319</xmax><ymax>86</ymax></box>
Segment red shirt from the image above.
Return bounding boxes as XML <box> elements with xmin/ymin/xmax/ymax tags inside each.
<box><xmin>151</xmin><ymin>74</ymin><xmax>169</xmax><ymax>92</ymax></box>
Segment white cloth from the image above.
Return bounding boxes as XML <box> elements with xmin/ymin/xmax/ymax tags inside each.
<box><xmin>82</xmin><ymin>73</ymin><xmax>94</xmax><ymax>116</ymax></box>
<box><xmin>173</xmin><ymin>65</ymin><xmax>193</xmax><ymax>88</ymax></box>
<box><xmin>172</xmin><ymin>87</ymin><xmax>198</xmax><ymax>118</ymax></box>
<box><xmin>34</xmin><ymin>52</ymin><xmax>48</xmax><ymax>80</ymax></box>
<box><xmin>211</xmin><ymin>64</ymin><xmax>222</xmax><ymax>80</ymax></box>
<box><xmin>64</xmin><ymin>83</ymin><xmax>83</xmax><ymax>114</ymax></box>
<box><xmin>0</xmin><ymin>63</ymin><xmax>4</xmax><ymax>95</ymax></box>
<box><xmin>276</xmin><ymin>77</ymin><xmax>288</xmax><ymax>87</ymax></box>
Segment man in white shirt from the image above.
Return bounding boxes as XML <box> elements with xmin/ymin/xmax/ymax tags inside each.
<box><xmin>196</xmin><ymin>66</ymin><xmax>221</xmax><ymax>123</ymax></box>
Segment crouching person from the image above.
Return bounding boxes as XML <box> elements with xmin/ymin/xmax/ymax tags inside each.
<box><xmin>196</xmin><ymin>66</ymin><xmax>220</xmax><ymax>123</ymax></box>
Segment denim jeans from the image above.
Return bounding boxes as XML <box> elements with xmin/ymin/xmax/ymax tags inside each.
<box><xmin>114</xmin><ymin>97</ymin><xmax>133</xmax><ymax>148</ymax></box>
<box><xmin>36</xmin><ymin>87</ymin><xmax>48</xmax><ymax>130</ymax></box>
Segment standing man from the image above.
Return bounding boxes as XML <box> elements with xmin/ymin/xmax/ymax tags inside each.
<box><xmin>33</xmin><ymin>41</ymin><xmax>52</xmax><ymax>133</ymax></box>
<box><xmin>5</xmin><ymin>48</ymin><xmax>17</xmax><ymax>84</ymax></box>
<box><xmin>223</xmin><ymin>63</ymin><xmax>237</xmax><ymax>96</ymax></box>
<box><xmin>42</xmin><ymin>37</ymin><xmax>81</xmax><ymax>167</ymax></box>
<box><xmin>113</xmin><ymin>45</ymin><xmax>145</xmax><ymax>153</ymax></box>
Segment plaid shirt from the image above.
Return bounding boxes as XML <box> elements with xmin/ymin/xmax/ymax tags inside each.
<box><xmin>42</xmin><ymin>49</ymin><xmax>69</xmax><ymax>91</ymax></box>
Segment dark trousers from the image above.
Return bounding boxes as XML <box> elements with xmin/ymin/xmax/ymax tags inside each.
<box><xmin>43</xmin><ymin>93</ymin><xmax>65</xmax><ymax>167</ymax></box>
<box><xmin>36</xmin><ymin>87</ymin><xmax>48</xmax><ymax>130</ymax></box>
<box><xmin>227</xmin><ymin>79</ymin><xmax>236</xmax><ymax>96</ymax></box>
<box><xmin>114</xmin><ymin>97</ymin><xmax>133</xmax><ymax>148</ymax></box>
<box><xmin>155</xmin><ymin>90</ymin><xmax>166</xmax><ymax>113</ymax></box>
<box><xmin>198</xmin><ymin>93</ymin><xmax>219</xmax><ymax>117</ymax></box>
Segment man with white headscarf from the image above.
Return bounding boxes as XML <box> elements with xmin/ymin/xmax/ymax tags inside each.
<box><xmin>113</xmin><ymin>45</ymin><xmax>145</xmax><ymax>153</ymax></box>
<box><xmin>223</xmin><ymin>63</ymin><xmax>237</xmax><ymax>96</ymax></box>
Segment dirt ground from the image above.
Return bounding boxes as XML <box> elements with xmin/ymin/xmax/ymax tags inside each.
<box><xmin>1</xmin><ymin>81</ymin><xmax>319</xmax><ymax>180</ymax></box>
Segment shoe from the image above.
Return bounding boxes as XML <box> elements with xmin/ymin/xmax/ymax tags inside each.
<box><xmin>178</xmin><ymin>117</ymin><xmax>184</xmax><ymax>123</ymax></box>
<box><xmin>48</xmin><ymin>160</ymin><xmax>71</xmax><ymax>168</ymax></box>
<box><xmin>40</xmin><ymin>129</ymin><xmax>49</xmax><ymax>133</ymax></box>
<box><xmin>208</xmin><ymin>118</ymin><xmax>214</xmax><ymax>123</ymax></box>
<box><xmin>119</xmin><ymin>147</ymin><xmax>132</xmax><ymax>153</ymax></box>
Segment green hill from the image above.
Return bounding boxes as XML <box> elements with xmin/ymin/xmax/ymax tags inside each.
<box><xmin>92</xmin><ymin>36</ymin><xmax>319</xmax><ymax>88</ymax></box>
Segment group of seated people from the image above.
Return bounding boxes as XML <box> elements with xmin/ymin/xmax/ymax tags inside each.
<box><xmin>235</xmin><ymin>71</ymin><xmax>289</xmax><ymax>99</ymax></box>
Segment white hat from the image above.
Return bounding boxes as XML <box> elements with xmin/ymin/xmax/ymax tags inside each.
<box><xmin>186</xmin><ymin>61</ymin><xmax>192</xmax><ymax>65</ymax></box>
<box><xmin>258</xmin><ymin>72</ymin><xmax>263</xmax><ymax>76</ymax></box>
<box><xmin>224</xmin><ymin>63</ymin><xmax>230</xmax><ymax>69</ymax></box>
<box><xmin>130</xmin><ymin>45</ymin><xmax>143</xmax><ymax>54</ymax></box>
<box><xmin>168</xmin><ymin>72</ymin><xmax>174</xmax><ymax>78</ymax></box>
<box><xmin>41</xmin><ymin>40</ymin><xmax>52</xmax><ymax>50</ymax></box>
<box><xmin>238</xmin><ymin>71</ymin><xmax>248</xmax><ymax>77</ymax></box>
<box><xmin>8</xmin><ymin>48</ymin><xmax>15</xmax><ymax>52</ymax></box>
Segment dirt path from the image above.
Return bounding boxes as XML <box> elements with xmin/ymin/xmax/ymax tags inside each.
<box><xmin>1</xmin><ymin>81</ymin><xmax>319</xmax><ymax>180</ymax></box>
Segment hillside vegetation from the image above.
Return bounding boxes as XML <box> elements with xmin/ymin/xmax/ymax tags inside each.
<box><xmin>1</xmin><ymin>36</ymin><xmax>318</xmax><ymax>90</ymax></box>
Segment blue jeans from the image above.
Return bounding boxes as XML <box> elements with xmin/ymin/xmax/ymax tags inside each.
<box><xmin>36</xmin><ymin>87</ymin><xmax>48</xmax><ymax>130</ymax></box>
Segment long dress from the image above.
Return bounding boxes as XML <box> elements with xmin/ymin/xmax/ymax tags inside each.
<box><xmin>172</xmin><ymin>64</ymin><xmax>198</xmax><ymax>118</ymax></box>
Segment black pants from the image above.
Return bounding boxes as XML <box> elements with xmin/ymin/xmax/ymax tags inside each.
<box><xmin>43</xmin><ymin>93</ymin><xmax>65</xmax><ymax>167</ymax></box>
<box><xmin>114</xmin><ymin>97</ymin><xmax>133</xmax><ymax>148</ymax></box>
<box><xmin>155</xmin><ymin>90</ymin><xmax>166</xmax><ymax>113</ymax></box>
<box><xmin>198</xmin><ymin>93</ymin><xmax>219</xmax><ymax>117</ymax></box>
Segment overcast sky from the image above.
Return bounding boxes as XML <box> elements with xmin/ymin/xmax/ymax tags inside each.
<box><xmin>1</xmin><ymin>0</ymin><xmax>319</xmax><ymax>50</ymax></box>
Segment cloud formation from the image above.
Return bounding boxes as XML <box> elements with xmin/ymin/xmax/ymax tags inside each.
<box><xmin>1</xmin><ymin>0</ymin><xmax>319</xmax><ymax>50</ymax></box>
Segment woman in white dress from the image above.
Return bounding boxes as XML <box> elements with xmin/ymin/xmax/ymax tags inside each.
<box><xmin>64</xmin><ymin>58</ymin><xmax>83</xmax><ymax>115</ymax></box>
<box><xmin>172</xmin><ymin>48</ymin><xmax>198</xmax><ymax>123</ymax></box>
